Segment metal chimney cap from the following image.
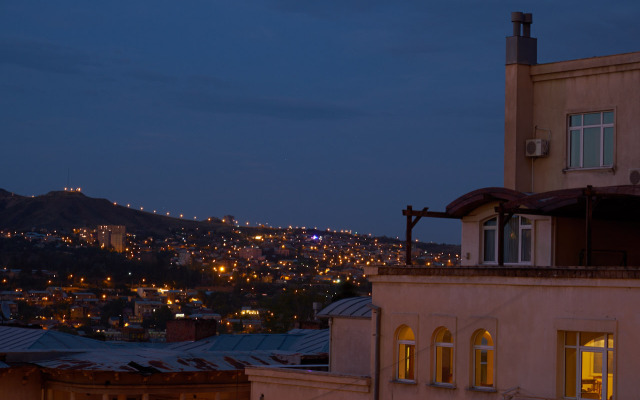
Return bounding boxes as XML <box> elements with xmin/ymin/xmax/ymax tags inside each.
<box><xmin>511</xmin><ymin>12</ymin><xmax>524</xmax><ymax>22</ymax></box>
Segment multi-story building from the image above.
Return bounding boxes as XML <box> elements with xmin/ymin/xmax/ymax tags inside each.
<box><xmin>247</xmin><ymin>12</ymin><xmax>640</xmax><ymax>400</ymax></box>
<box><xmin>97</xmin><ymin>225</ymin><xmax>126</xmax><ymax>253</ymax></box>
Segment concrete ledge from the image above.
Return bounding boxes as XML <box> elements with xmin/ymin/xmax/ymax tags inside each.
<box><xmin>374</xmin><ymin>265</ymin><xmax>640</xmax><ymax>280</ymax></box>
<box><xmin>531</xmin><ymin>51</ymin><xmax>640</xmax><ymax>81</ymax></box>
<box><xmin>246</xmin><ymin>367</ymin><xmax>370</xmax><ymax>393</ymax></box>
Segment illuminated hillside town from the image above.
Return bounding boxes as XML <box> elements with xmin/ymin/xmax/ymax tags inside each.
<box><xmin>0</xmin><ymin>222</ymin><xmax>458</xmax><ymax>338</ymax></box>
<box><xmin>3</xmin><ymin>6</ymin><xmax>640</xmax><ymax>400</ymax></box>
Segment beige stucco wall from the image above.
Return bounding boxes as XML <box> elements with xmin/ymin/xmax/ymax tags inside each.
<box><xmin>368</xmin><ymin>270</ymin><xmax>640</xmax><ymax>399</ymax></box>
<box><xmin>505</xmin><ymin>52</ymin><xmax>640</xmax><ymax>192</ymax></box>
<box><xmin>330</xmin><ymin>317</ymin><xmax>371</xmax><ymax>375</ymax></box>
<box><xmin>246</xmin><ymin>367</ymin><xmax>370</xmax><ymax>400</ymax></box>
<box><xmin>0</xmin><ymin>366</ymin><xmax>43</xmax><ymax>400</ymax></box>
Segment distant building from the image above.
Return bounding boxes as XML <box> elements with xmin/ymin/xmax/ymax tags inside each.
<box><xmin>134</xmin><ymin>300</ymin><xmax>163</xmax><ymax>317</ymax></box>
<box><xmin>176</xmin><ymin>249</ymin><xmax>192</xmax><ymax>266</ymax></box>
<box><xmin>166</xmin><ymin>318</ymin><xmax>217</xmax><ymax>342</ymax></box>
<box><xmin>97</xmin><ymin>225</ymin><xmax>126</xmax><ymax>252</ymax></box>
<box><xmin>240</xmin><ymin>247</ymin><xmax>262</xmax><ymax>260</ymax></box>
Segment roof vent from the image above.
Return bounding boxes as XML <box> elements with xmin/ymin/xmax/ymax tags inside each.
<box><xmin>629</xmin><ymin>169</ymin><xmax>640</xmax><ymax>185</ymax></box>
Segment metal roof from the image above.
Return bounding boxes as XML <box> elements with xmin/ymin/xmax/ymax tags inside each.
<box><xmin>0</xmin><ymin>326</ymin><xmax>110</xmax><ymax>351</ymax></box>
<box><xmin>287</xmin><ymin>329</ymin><xmax>329</xmax><ymax>353</ymax></box>
<box><xmin>0</xmin><ymin>326</ymin><xmax>329</xmax><ymax>372</ymax></box>
<box><xmin>168</xmin><ymin>329</ymin><xmax>328</xmax><ymax>354</ymax></box>
<box><xmin>317</xmin><ymin>297</ymin><xmax>372</xmax><ymax>319</ymax></box>
<box><xmin>34</xmin><ymin>348</ymin><xmax>294</xmax><ymax>372</ymax></box>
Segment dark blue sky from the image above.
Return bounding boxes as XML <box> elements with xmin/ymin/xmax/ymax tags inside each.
<box><xmin>2</xmin><ymin>1</ymin><xmax>639</xmax><ymax>243</ymax></box>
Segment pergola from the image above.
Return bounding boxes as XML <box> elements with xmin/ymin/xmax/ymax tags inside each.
<box><xmin>403</xmin><ymin>185</ymin><xmax>640</xmax><ymax>267</ymax></box>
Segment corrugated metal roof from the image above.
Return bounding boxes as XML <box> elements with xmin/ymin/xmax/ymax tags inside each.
<box><xmin>168</xmin><ymin>329</ymin><xmax>328</xmax><ymax>353</ymax></box>
<box><xmin>0</xmin><ymin>327</ymin><xmax>329</xmax><ymax>372</ymax></box>
<box><xmin>317</xmin><ymin>297</ymin><xmax>372</xmax><ymax>319</ymax></box>
<box><xmin>288</xmin><ymin>329</ymin><xmax>329</xmax><ymax>353</ymax></box>
<box><xmin>35</xmin><ymin>348</ymin><xmax>295</xmax><ymax>372</ymax></box>
<box><xmin>0</xmin><ymin>326</ymin><xmax>110</xmax><ymax>351</ymax></box>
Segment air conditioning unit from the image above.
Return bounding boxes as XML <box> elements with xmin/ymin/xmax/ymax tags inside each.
<box><xmin>629</xmin><ymin>169</ymin><xmax>640</xmax><ymax>185</ymax></box>
<box><xmin>525</xmin><ymin>139</ymin><xmax>549</xmax><ymax>157</ymax></box>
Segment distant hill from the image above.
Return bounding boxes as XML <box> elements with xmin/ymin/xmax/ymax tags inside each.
<box><xmin>0</xmin><ymin>189</ymin><xmax>227</xmax><ymax>235</ymax></box>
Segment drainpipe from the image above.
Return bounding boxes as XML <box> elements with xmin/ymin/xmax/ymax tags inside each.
<box><xmin>328</xmin><ymin>318</ymin><xmax>333</xmax><ymax>371</ymax></box>
<box><xmin>370</xmin><ymin>304</ymin><xmax>381</xmax><ymax>400</ymax></box>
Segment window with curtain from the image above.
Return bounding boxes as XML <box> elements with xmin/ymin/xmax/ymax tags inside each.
<box><xmin>397</xmin><ymin>325</ymin><xmax>416</xmax><ymax>381</ymax></box>
<box><xmin>472</xmin><ymin>330</ymin><xmax>494</xmax><ymax>389</ymax></box>
<box><xmin>434</xmin><ymin>327</ymin><xmax>454</xmax><ymax>385</ymax></box>
<box><xmin>483</xmin><ymin>216</ymin><xmax>531</xmax><ymax>264</ymax></box>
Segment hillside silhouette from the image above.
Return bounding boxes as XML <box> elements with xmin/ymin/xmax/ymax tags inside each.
<box><xmin>0</xmin><ymin>189</ymin><xmax>227</xmax><ymax>235</ymax></box>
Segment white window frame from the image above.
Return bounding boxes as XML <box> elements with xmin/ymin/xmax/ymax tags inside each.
<box><xmin>563</xmin><ymin>332</ymin><xmax>614</xmax><ymax>400</ymax></box>
<box><xmin>396</xmin><ymin>326</ymin><xmax>416</xmax><ymax>382</ymax></box>
<box><xmin>481</xmin><ymin>216</ymin><xmax>532</xmax><ymax>265</ymax></box>
<box><xmin>433</xmin><ymin>327</ymin><xmax>454</xmax><ymax>386</ymax></box>
<box><xmin>567</xmin><ymin>111</ymin><xmax>614</xmax><ymax>169</ymax></box>
<box><xmin>472</xmin><ymin>330</ymin><xmax>495</xmax><ymax>389</ymax></box>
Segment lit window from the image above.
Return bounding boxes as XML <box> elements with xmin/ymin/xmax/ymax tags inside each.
<box><xmin>568</xmin><ymin>111</ymin><xmax>614</xmax><ymax>168</ymax></box>
<box><xmin>482</xmin><ymin>216</ymin><xmax>532</xmax><ymax>264</ymax></box>
<box><xmin>563</xmin><ymin>332</ymin><xmax>614</xmax><ymax>400</ymax></box>
<box><xmin>472</xmin><ymin>330</ymin><xmax>494</xmax><ymax>389</ymax></box>
<box><xmin>433</xmin><ymin>327</ymin><xmax>454</xmax><ymax>385</ymax></box>
<box><xmin>397</xmin><ymin>325</ymin><xmax>416</xmax><ymax>381</ymax></box>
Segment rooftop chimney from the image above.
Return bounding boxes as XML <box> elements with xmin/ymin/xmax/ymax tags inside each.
<box><xmin>506</xmin><ymin>12</ymin><xmax>537</xmax><ymax>65</ymax></box>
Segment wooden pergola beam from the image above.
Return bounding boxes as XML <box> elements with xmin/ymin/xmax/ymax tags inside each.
<box><xmin>402</xmin><ymin>206</ymin><xmax>429</xmax><ymax>265</ymax></box>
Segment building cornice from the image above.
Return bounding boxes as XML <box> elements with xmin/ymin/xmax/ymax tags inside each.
<box><xmin>530</xmin><ymin>51</ymin><xmax>640</xmax><ymax>82</ymax></box>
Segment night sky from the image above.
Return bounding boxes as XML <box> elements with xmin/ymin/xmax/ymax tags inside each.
<box><xmin>2</xmin><ymin>1</ymin><xmax>639</xmax><ymax>244</ymax></box>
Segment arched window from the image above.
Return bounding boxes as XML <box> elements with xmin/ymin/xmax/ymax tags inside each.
<box><xmin>396</xmin><ymin>325</ymin><xmax>415</xmax><ymax>381</ymax></box>
<box><xmin>433</xmin><ymin>327</ymin><xmax>454</xmax><ymax>385</ymax></box>
<box><xmin>473</xmin><ymin>330</ymin><xmax>494</xmax><ymax>388</ymax></box>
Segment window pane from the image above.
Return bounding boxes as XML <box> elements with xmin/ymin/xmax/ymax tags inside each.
<box><xmin>581</xmin><ymin>332</ymin><xmax>605</xmax><ymax>347</ymax></box>
<box><xmin>504</xmin><ymin>217</ymin><xmax>519</xmax><ymax>263</ymax></box>
<box><xmin>398</xmin><ymin>326</ymin><xmax>415</xmax><ymax>341</ymax></box>
<box><xmin>603</xmin><ymin>111</ymin><xmax>614</xmax><ymax>124</ymax></box>
<box><xmin>603</xmin><ymin>127</ymin><xmax>613</xmax><ymax>166</ymax></box>
<box><xmin>581</xmin><ymin>351</ymin><xmax>602</xmax><ymax>399</ymax></box>
<box><xmin>607</xmin><ymin>351</ymin><xmax>614</xmax><ymax>400</ymax></box>
<box><xmin>483</xmin><ymin>229</ymin><xmax>495</xmax><ymax>262</ymax></box>
<box><xmin>584</xmin><ymin>113</ymin><xmax>601</xmax><ymax>125</ymax></box>
<box><xmin>484</xmin><ymin>218</ymin><xmax>496</xmax><ymax>227</ymax></box>
<box><xmin>521</xmin><ymin>228</ymin><xmax>531</xmax><ymax>262</ymax></box>
<box><xmin>570</xmin><ymin>130</ymin><xmax>581</xmax><ymax>168</ymax></box>
<box><xmin>520</xmin><ymin>217</ymin><xmax>531</xmax><ymax>226</ymax></box>
<box><xmin>436</xmin><ymin>346</ymin><xmax>453</xmax><ymax>383</ymax></box>
<box><xmin>570</xmin><ymin>115</ymin><xmax>582</xmax><ymax>127</ymax></box>
<box><xmin>475</xmin><ymin>349</ymin><xmax>494</xmax><ymax>387</ymax></box>
<box><xmin>398</xmin><ymin>343</ymin><xmax>415</xmax><ymax>380</ymax></box>
<box><xmin>436</xmin><ymin>328</ymin><xmax>452</xmax><ymax>343</ymax></box>
<box><xmin>565</xmin><ymin>348</ymin><xmax>577</xmax><ymax>397</ymax></box>
<box><xmin>475</xmin><ymin>330</ymin><xmax>493</xmax><ymax>346</ymax></box>
<box><xmin>583</xmin><ymin>127</ymin><xmax>600</xmax><ymax>168</ymax></box>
